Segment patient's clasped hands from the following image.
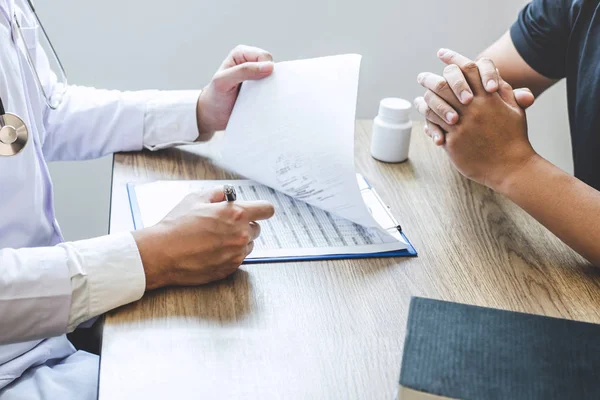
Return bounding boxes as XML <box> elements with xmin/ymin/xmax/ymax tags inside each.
<box><xmin>414</xmin><ymin>49</ymin><xmax>539</xmax><ymax>192</ymax></box>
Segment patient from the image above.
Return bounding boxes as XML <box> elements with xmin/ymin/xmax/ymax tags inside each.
<box><xmin>414</xmin><ymin>0</ymin><xmax>600</xmax><ymax>266</ymax></box>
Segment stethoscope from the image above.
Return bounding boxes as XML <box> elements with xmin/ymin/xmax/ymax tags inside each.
<box><xmin>0</xmin><ymin>97</ymin><xmax>28</xmax><ymax>156</ymax></box>
<box><xmin>0</xmin><ymin>0</ymin><xmax>67</xmax><ymax>157</ymax></box>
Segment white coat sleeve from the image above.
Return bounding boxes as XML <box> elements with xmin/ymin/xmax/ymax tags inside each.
<box><xmin>14</xmin><ymin>0</ymin><xmax>202</xmax><ymax>161</ymax></box>
<box><xmin>40</xmin><ymin>85</ymin><xmax>202</xmax><ymax>162</ymax></box>
<box><xmin>0</xmin><ymin>233</ymin><xmax>146</xmax><ymax>345</ymax></box>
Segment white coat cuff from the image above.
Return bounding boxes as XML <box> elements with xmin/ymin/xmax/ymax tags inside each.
<box><xmin>66</xmin><ymin>232</ymin><xmax>146</xmax><ymax>330</ymax></box>
<box><xmin>143</xmin><ymin>90</ymin><xmax>201</xmax><ymax>150</ymax></box>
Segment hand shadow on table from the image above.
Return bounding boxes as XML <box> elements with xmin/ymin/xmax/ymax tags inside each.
<box><xmin>109</xmin><ymin>269</ymin><xmax>253</xmax><ymax>325</ymax></box>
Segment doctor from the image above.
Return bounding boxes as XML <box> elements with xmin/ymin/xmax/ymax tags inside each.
<box><xmin>0</xmin><ymin>0</ymin><xmax>275</xmax><ymax>398</ymax></box>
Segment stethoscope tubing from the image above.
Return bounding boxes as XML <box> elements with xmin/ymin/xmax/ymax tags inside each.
<box><xmin>0</xmin><ymin>9</ymin><xmax>29</xmax><ymax>156</ymax></box>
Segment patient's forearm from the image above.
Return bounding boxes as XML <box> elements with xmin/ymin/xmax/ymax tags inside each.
<box><xmin>477</xmin><ymin>31</ymin><xmax>557</xmax><ymax>97</ymax></box>
<box><xmin>498</xmin><ymin>154</ymin><xmax>600</xmax><ymax>265</ymax></box>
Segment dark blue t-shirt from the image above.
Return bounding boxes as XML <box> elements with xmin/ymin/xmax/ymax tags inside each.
<box><xmin>511</xmin><ymin>0</ymin><xmax>600</xmax><ymax>189</ymax></box>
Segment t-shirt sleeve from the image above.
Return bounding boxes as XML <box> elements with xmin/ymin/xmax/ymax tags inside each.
<box><xmin>510</xmin><ymin>0</ymin><xmax>573</xmax><ymax>79</ymax></box>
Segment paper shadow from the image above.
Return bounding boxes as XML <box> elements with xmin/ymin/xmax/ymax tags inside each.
<box><xmin>125</xmin><ymin>147</ymin><xmax>240</xmax><ymax>180</ymax></box>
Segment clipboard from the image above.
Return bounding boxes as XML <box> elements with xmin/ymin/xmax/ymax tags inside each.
<box><xmin>127</xmin><ymin>174</ymin><xmax>417</xmax><ymax>264</ymax></box>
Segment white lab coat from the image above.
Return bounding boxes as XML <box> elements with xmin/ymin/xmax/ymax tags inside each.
<box><xmin>0</xmin><ymin>0</ymin><xmax>200</xmax><ymax>397</ymax></box>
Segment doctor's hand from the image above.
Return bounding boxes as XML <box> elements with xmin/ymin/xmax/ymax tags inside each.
<box><xmin>414</xmin><ymin>54</ymin><xmax>537</xmax><ymax>191</ymax></box>
<box><xmin>195</xmin><ymin>45</ymin><xmax>274</xmax><ymax>140</ymax></box>
<box><xmin>416</xmin><ymin>49</ymin><xmax>535</xmax><ymax>145</ymax></box>
<box><xmin>132</xmin><ymin>188</ymin><xmax>275</xmax><ymax>290</ymax></box>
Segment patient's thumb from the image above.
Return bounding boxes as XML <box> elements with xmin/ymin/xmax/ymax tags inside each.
<box><xmin>513</xmin><ymin>88</ymin><xmax>535</xmax><ymax>110</ymax></box>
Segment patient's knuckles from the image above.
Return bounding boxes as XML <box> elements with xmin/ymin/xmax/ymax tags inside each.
<box><xmin>461</xmin><ymin>61</ymin><xmax>479</xmax><ymax>76</ymax></box>
<box><xmin>433</xmin><ymin>79</ymin><xmax>450</xmax><ymax>94</ymax></box>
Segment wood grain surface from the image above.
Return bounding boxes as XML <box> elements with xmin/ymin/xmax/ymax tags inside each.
<box><xmin>99</xmin><ymin>121</ymin><xmax>597</xmax><ymax>400</ymax></box>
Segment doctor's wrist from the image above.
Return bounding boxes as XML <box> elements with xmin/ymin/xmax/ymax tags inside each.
<box><xmin>195</xmin><ymin>90</ymin><xmax>217</xmax><ymax>142</ymax></box>
<box><xmin>132</xmin><ymin>227</ymin><xmax>172</xmax><ymax>290</ymax></box>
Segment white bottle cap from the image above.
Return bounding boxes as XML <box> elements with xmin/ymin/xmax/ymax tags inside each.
<box><xmin>378</xmin><ymin>98</ymin><xmax>411</xmax><ymax>123</ymax></box>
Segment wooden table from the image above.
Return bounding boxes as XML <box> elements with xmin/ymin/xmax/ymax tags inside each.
<box><xmin>99</xmin><ymin>121</ymin><xmax>598</xmax><ymax>400</ymax></box>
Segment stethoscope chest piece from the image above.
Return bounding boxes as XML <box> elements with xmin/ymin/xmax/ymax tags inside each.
<box><xmin>0</xmin><ymin>113</ymin><xmax>28</xmax><ymax>156</ymax></box>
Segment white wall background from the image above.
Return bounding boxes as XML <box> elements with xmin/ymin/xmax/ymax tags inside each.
<box><xmin>38</xmin><ymin>0</ymin><xmax>571</xmax><ymax>241</ymax></box>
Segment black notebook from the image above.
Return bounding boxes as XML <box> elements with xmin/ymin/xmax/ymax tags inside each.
<box><xmin>398</xmin><ymin>297</ymin><xmax>600</xmax><ymax>400</ymax></box>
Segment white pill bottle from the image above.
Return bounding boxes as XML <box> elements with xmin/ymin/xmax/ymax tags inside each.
<box><xmin>370</xmin><ymin>98</ymin><xmax>413</xmax><ymax>163</ymax></box>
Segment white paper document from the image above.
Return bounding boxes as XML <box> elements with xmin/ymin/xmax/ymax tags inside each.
<box><xmin>131</xmin><ymin>178</ymin><xmax>408</xmax><ymax>259</ymax></box>
<box><xmin>129</xmin><ymin>54</ymin><xmax>412</xmax><ymax>260</ymax></box>
<box><xmin>218</xmin><ymin>54</ymin><xmax>382</xmax><ymax>229</ymax></box>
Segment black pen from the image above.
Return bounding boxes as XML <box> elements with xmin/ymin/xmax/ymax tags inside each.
<box><xmin>224</xmin><ymin>184</ymin><xmax>237</xmax><ymax>202</ymax></box>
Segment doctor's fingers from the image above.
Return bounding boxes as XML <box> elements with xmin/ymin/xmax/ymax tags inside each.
<box><xmin>241</xmin><ymin>223</ymin><xmax>260</xmax><ymax>258</ymax></box>
<box><xmin>248</xmin><ymin>222</ymin><xmax>261</xmax><ymax>242</ymax></box>
<box><xmin>247</xmin><ymin>241</ymin><xmax>255</xmax><ymax>256</ymax></box>
<box><xmin>212</xmin><ymin>61</ymin><xmax>275</xmax><ymax>91</ymax></box>
<box><xmin>231</xmin><ymin>45</ymin><xmax>273</xmax><ymax>63</ymax></box>
<box><xmin>221</xmin><ymin>45</ymin><xmax>273</xmax><ymax>69</ymax></box>
<box><xmin>231</xmin><ymin>201</ymin><xmax>276</xmax><ymax>222</ymax></box>
<box><xmin>189</xmin><ymin>187</ymin><xmax>226</xmax><ymax>203</ymax></box>
<box><xmin>207</xmin><ymin>187</ymin><xmax>227</xmax><ymax>203</ymax></box>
